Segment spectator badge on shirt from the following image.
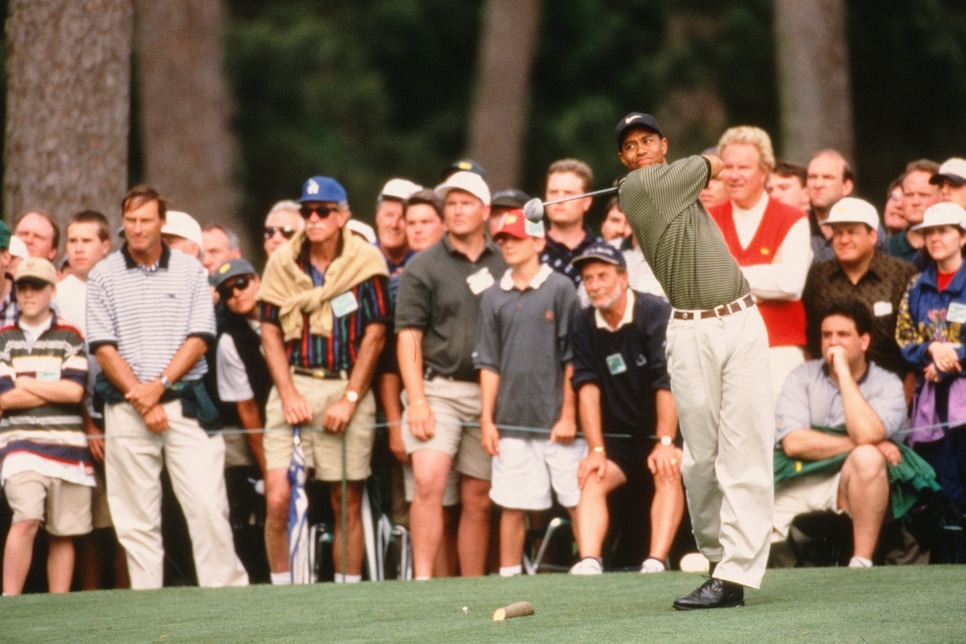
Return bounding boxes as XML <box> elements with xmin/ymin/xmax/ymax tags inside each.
<box><xmin>331</xmin><ymin>291</ymin><xmax>359</xmax><ymax>317</ymax></box>
<box><xmin>606</xmin><ymin>352</ymin><xmax>627</xmax><ymax>375</ymax></box>
<box><xmin>873</xmin><ymin>301</ymin><xmax>893</xmax><ymax>317</ymax></box>
<box><xmin>948</xmin><ymin>302</ymin><xmax>966</xmax><ymax>324</ymax></box>
<box><xmin>466</xmin><ymin>267</ymin><xmax>495</xmax><ymax>295</ymax></box>
<box><xmin>36</xmin><ymin>358</ymin><xmax>61</xmax><ymax>382</ymax></box>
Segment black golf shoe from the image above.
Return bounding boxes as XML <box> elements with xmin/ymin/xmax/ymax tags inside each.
<box><xmin>672</xmin><ymin>577</ymin><xmax>744</xmax><ymax>610</ymax></box>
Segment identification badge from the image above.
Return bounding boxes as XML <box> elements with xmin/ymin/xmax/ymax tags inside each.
<box><xmin>872</xmin><ymin>301</ymin><xmax>893</xmax><ymax>317</ymax></box>
<box><xmin>948</xmin><ymin>302</ymin><xmax>966</xmax><ymax>324</ymax></box>
<box><xmin>606</xmin><ymin>352</ymin><xmax>627</xmax><ymax>375</ymax></box>
<box><xmin>36</xmin><ymin>369</ymin><xmax>61</xmax><ymax>382</ymax></box>
<box><xmin>466</xmin><ymin>267</ymin><xmax>495</xmax><ymax>295</ymax></box>
<box><xmin>331</xmin><ymin>291</ymin><xmax>359</xmax><ymax>317</ymax></box>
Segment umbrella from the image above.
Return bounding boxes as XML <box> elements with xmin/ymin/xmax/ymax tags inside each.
<box><xmin>288</xmin><ymin>425</ymin><xmax>310</xmax><ymax>584</ymax></box>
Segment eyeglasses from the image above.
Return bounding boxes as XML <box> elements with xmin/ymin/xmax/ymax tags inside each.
<box><xmin>217</xmin><ymin>276</ymin><xmax>252</xmax><ymax>300</ymax></box>
<box><xmin>299</xmin><ymin>205</ymin><xmax>339</xmax><ymax>219</ymax></box>
<box><xmin>263</xmin><ymin>226</ymin><xmax>297</xmax><ymax>240</ymax></box>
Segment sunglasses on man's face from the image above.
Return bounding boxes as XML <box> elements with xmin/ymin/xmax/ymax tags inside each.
<box><xmin>263</xmin><ymin>226</ymin><xmax>297</xmax><ymax>240</ymax></box>
<box><xmin>217</xmin><ymin>276</ymin><xmax>253</xmax><ymax>300</ymax></box>
<box><xmin>299</xmin><ymin>205</ymin><xmax>339</xmax><ymax>219</ymax></box>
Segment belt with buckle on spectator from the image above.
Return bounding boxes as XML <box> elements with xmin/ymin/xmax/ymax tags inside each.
<box><xmin>424</xmin><ymin>367</ymin><xmax>475</xmax><ymax>383</ymax></box>
<box><xmin>671</xmin><ymin>294</ymin><xmax>755</xmax><ymax>321</ymax></box>
<box><xmin>292</xmin><ymin>367</ymin><xmax>348</xmax><ymax>380</ymax></box>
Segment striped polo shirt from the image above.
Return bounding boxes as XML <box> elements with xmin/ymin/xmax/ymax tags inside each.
<box><xmin>0</xmin><ymin>315</ymin><xmax>93</xmax><ymax>486</ymax></box>
<box><xmin>259</xmin><ymin>242</ymin><xmax>392</xmax><ymax>372</ymax></box>
<box><xmin>86</xmin><ymin>244</ymin><xmax>216</xmax><ymax>383</ymax></box>
<box><xmin>619</xmin><ymin>155</ymin><xmax>749</xmax><ymax>311</ymax></box>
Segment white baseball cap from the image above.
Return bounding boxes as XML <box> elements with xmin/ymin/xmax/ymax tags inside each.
<box><xmin>434</xmin><ymin>171</ymin><xmax>491</xmax><ymax>206</ymax></box>
<box><xmin>162</xmin><ymin>210</ymin><xmax>203</xmax><ymax>248</ymax></box>
<box><xmin>825</xmin><ymin>197</ymin><xmax>880</xmax><ymax>230</ymax></box>
<box><xmin>911</xmin><ymin>202</ymin><xmax>966</xmax><ymax>231</ymax></box>
<box><xmin>379</xmin><ymin>178</ymin><xmax>423</xmax><ymax>202</ymax></box>
<box><xmin>930</xmin><ymin>158</ymin><xmax>966</xmax><ymax>187</ymax></box>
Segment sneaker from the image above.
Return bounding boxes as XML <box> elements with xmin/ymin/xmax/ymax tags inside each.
<box><xmin>639</xmin><ymin>557</ymin><xmax>667</xmax><ymax>574</ymax></box>
<box><xmin>679</xmin><ymin>552</ymin><xmax>711</xmax><ymax>573</ymax></box>
<box><xmin>569</xmin><ymin>557</ymin><xmax>603</xmax><ymax>575</ymax></box>
<box><xmin>848</xmin><ymin>556</ymin><xmax>873</xmax><ymax>568</ymax></box>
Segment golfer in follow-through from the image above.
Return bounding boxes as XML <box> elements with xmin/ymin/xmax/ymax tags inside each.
<box><xmin>615</xmin><ymin>113</ymin><xmax>775</xmax><ymax>610</ymax></box>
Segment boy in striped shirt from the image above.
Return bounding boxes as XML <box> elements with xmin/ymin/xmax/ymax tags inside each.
<box><xmin>0</xmin><ymin>258</ymin><xmax>90</xmax><ymax>595</ymax></box>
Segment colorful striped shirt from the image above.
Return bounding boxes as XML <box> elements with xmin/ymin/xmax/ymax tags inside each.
<box><xmin>0</xmin><ymin>315</ymin><xmax>93</xmax><ymax>486</ymax></box>
<box><xmin>259</xmin><ymin>241</ymin><xmax>392</xmax><ymax>371</ymax></box>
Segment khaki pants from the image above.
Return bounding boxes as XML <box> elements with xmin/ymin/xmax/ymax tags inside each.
<box><xmin>105</xmin><ymin>400</ymin><xmax>249</xmax><ymax>590</ymax></box>
<box><xmin>666</xmin><ymin>306</ymin><xmax>775</xmax><ymax>589</ymax></box>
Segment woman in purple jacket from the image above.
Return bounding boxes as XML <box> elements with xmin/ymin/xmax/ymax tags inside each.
<box><xmin>896</xmin><ymin>202</ymin><xmax>966</xmax><ymax>521</ymax></box>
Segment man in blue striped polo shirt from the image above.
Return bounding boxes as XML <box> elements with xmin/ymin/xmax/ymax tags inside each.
<box><xmin>87</xmin><ymin>186</ymin><xmax>248</xmax><ymax>590</ymax></box>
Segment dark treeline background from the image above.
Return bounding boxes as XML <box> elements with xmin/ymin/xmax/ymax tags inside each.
<box><xmin>4</xmin><ymin>0</ymin><xmax>966</xmax><ymax>259</ymax></box>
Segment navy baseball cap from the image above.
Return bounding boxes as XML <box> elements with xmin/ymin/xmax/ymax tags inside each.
<box><xmin>570</xmin><ymin>241</ymin><xmax>627</xmax><ymax>271</ymax></box>
<box><xmin>299</xmin><ymin>176</ymin><xmax>348</xmax><ymax>203</ymax></box>
<box><xmin>616</xmin><ymin>113</ymin><xmax>664</xmax><ymax>149</ymax></box>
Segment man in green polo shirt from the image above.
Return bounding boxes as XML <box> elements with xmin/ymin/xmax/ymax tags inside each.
<box><xmin>615</xmin><ymin>113</ymin><xmax>774</xmax><ymax>610</ymax></box>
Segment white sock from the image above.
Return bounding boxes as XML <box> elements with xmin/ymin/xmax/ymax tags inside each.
<box><xmin>414</xmin><ymin>576</ymin><xmax>430</xmax><ymax>581</ymax></box>
<box><xmin>334</xmin><ymin>573</ymin><xmax>362</xmax><ymax>583</ymax></box>
<box><xmin>499</xmin><ymin>565</ymin><xmax>522</xmax><ymax>577</ymax></box>
<box><xmin>270</xmin><ymin>572</ymin><xmax>292</xmax><ymax>585</ymax></box>
<box><xmin>848</xmin><ymin>556</ymin><xmax>873</xmax><ymax>568</ymax></box>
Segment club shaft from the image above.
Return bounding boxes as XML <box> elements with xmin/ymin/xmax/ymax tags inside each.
<box><xmin>543</xmin><ymin>186</ymin><xmax>618</xmax><ymax>207</ymax></box>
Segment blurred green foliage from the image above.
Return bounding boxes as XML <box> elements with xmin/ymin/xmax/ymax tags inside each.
<box><xmin>2</xmin><ymin>1</ymin><xmax>966</xmax><ymax>238</ymax></box>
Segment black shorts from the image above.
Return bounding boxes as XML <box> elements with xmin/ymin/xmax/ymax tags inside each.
<box><xmin>603</xmin><ymin>434</ymin><xmax>648</xmax><ymax>480</ymax></box>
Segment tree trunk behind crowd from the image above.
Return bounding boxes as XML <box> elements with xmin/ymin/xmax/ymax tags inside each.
<box><xmin>4</xmin><ymin>0</ymin><xmax>133</xmax><ymax>240</ymax></box>
<box><xmin>466</xmin><ymin>0</ymin><xmax>543</xmax><ymax>191</ymax></box>
<box><xmin>135</xmin><ymin>0</ymin><xmax>249</xmax><ymax>255</ymax></box>
<box><xmin>774</xmin><ymin>0</ymin><xmax>855</xmax><ymax>163</ymax></box>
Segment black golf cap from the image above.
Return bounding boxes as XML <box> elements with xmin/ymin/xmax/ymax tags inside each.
<box><xmin>616</xmin><ymin>113</ymin><xmax>664</xmax><ymax>149</ymax></box>
<box><xmin>441</xmin><ymin>159</ymin><xmax>487</xmax><ymax>182</ymax></box>
<box><xmin>491</xmin><ymin>187</ymin><xmax>530</xmax><ymax>208</ymax></box>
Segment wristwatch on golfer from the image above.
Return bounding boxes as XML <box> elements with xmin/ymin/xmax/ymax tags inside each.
<box><xmin>659</xmin><ymin>435</ymin><xmax>673</xmax><ymax>447</ymax></box>
<box><xmin>159</xmin><ymin>374</ymin><xmax>173</xmax><ymax>390</ymax></box>
<box><xmin>345</xmin><ymin>389</ymin><xmax>359</xmax><ymax>403</ymax></box>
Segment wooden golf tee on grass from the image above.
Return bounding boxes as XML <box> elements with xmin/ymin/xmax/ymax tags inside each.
<box><xmin>492</xmin><ymin>601</ymin><xmax>535</xmax><ymax>621</ymax></box>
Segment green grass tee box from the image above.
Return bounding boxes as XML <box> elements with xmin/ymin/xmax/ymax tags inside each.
<box><xmin>1</xmin><ymin>566</ymin><xmax>964</xmax><ymax>643</ymax></box>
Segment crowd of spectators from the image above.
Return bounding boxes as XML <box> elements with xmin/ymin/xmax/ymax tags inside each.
<box><xmin>1</xmin><ymin>114</ymin><xmax>965</xmax><ymax>596</ymax></box>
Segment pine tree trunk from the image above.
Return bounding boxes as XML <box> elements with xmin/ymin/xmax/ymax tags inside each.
<box><xmin>774</xmin><ymin>0</ymin><xmax>854</xmax><ymax>162</ymax></box>
<box><xmin>467</xmin><ymin>0</ymin><xmax>543</xmax><ymax>191</ymax></box>
<box><xmin>135</xmin><ymin>0</ymin><xmax>247</xmax><ymax>253</ymax></box>
<box><xmin>4</xmin><ymin>0</ymin><xmax>133</xmax><ymax>238</ymax></box>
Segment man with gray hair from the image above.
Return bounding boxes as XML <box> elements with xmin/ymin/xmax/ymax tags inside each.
<box><xmin>263</xmin><ymin>200</ymin><xmax>304</xmax><ymax>257</ymax></box>
<box><xmin>202</xmin><ymin>225</ymin><xmax>242</xmax><ymax>276</ymax></box>
<box><xmin>708</xmin><ymin>126</ymin><xmax>811</xmax><ymax>401</ymax></box>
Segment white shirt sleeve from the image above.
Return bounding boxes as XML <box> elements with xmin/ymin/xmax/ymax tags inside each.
<box><xmin>741</xmin><ymin>217</ymin><xmax>812</xmax><ymax>301</ymax></box>
<box><xmin>216</xmin><ymin>334</ymin><xmax>255</xmax><ymax>402</ymax></box>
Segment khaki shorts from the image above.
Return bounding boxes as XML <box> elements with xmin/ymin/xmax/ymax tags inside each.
<box><xmin>90</xmin><ymin>467</ymin><xmax>113</xmax><ymax>530</ymax></box>
<box><xmin>4</xmin><ymin>470</ymin><xmax>93</xmax><ymax>537</ymax></box>
<box><xmin>772</xmin><ymin>473</ymin><xmax>843</xmax><ymax>542</ymax></box>
<box><xmin>264</xmin><ymin>373</ymin><xmax>376</xmax><ymax>481</ymax></box>
<box><xmin>401</xmin><ymin>378</ymin><xmax>490</xmax><ymax>482</ymax></box>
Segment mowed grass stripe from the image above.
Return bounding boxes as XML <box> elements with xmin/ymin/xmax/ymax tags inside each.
<box><xmin>1</xmin><ymin>566</ymin><xmax>964</xmax><ymax>642</ymax></box>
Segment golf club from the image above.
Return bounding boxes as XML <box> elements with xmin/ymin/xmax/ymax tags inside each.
<box><xmin>522</xmin><ymin>186</ymin><xmax>619</xmax><ymax>222</ymax></box>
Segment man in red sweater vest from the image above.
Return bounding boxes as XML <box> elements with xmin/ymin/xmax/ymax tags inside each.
<box><xmin>708</xmin><ymin>126</ymin><xmax>811</xmax><ymax>403</ymax></box>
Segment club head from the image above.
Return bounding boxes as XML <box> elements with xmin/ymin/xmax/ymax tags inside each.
<box><xmin>523</xmin><ymin>198</ymin><xmax>545</xmax><ymax>223</ymax></box>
